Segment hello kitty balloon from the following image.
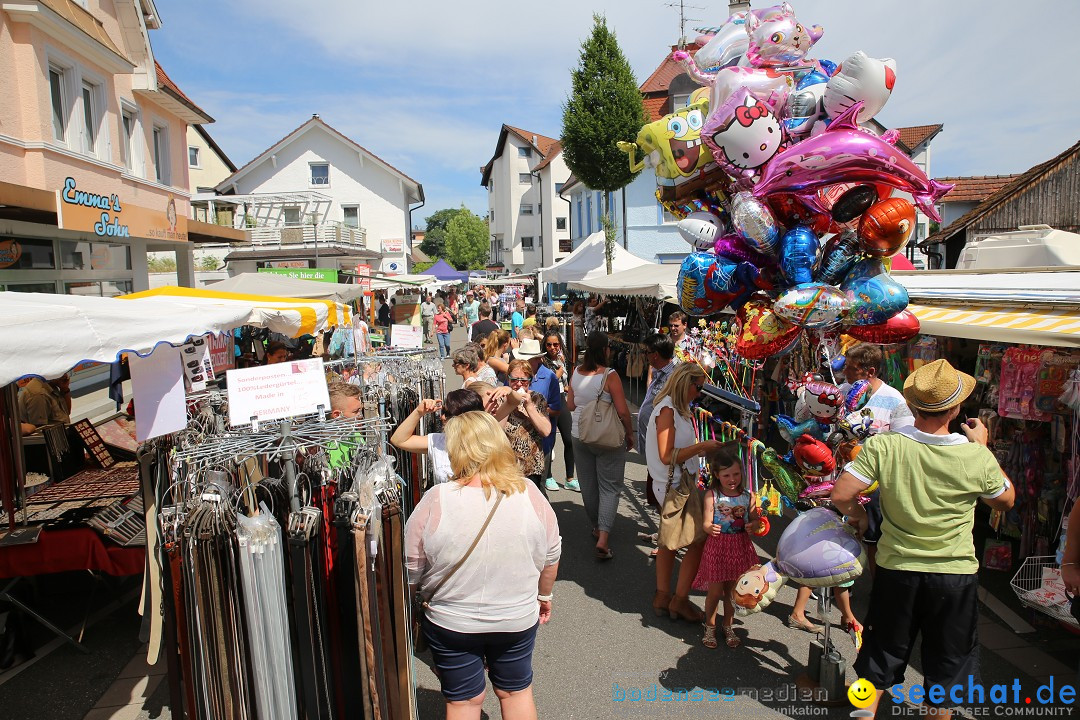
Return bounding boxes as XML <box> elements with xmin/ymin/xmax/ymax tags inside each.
<box><xmin>702</xmin><ymin>87</ymin><xmax>787</xmax><ymax>185</ymax></box>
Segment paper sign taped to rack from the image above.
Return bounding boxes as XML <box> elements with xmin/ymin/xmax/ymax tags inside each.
<box><xmin>391</xmin><ymin>324</ymin><xmax>423</xmax><ymax>349</ymax></box>
<box><xmin>226</xmin><ymin>358</ymin><xmax>332</xmax><ymax>428</ymax></box>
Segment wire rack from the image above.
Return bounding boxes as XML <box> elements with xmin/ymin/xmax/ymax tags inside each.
<box><xmin>1010</xmin><ymin>555</ymin><xmax>1078</xmax><ymax>628</ymax></box>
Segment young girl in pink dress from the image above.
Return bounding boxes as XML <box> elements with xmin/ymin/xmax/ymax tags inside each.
<box><xmin>693</xmin><ymin>449</ymin><xmax>764</xmax><ymax>648</ymax></box>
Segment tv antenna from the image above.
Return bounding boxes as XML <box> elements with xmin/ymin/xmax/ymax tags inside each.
<box><xmin>664</xmin><ymin>0</ymin><xmax>705</xmax><ymax>50</ymax></box>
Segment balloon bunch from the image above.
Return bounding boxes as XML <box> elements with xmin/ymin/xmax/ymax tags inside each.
<box><xmin>618</xmin><ymin>2</ymin><xmax>952</xmax><ymax>351</ymax></box>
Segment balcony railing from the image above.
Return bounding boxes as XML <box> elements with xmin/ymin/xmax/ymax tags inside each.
<box><xmin>245</xmin><ymin>222</ymin><xmax>367</xmax><ymax>251</ymax></box>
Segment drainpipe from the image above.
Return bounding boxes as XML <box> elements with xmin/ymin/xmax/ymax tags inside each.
<box><xmin>408</xmin><ymin>192</ymin><xmax>426</xmax><ymax>271</ymax></box>
<box><xmin>621</xmin><ymin>186</ymin><xmax>628</xmax><ymax>249</ymax></box>
<box><xmin>532</xmin><ymin>169</ymin><xmax>544</xmax><ymax>300</ymax></box>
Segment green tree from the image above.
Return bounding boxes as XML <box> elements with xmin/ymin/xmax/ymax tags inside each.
<box><xmin>421</xmin><ymin>207</ymin><xmax>467</xmax><ymax>258</ymax></box>
<box><xmin>444</xmin><ymin>209</ymin><xmax>489</xmax><ymax>270</ymax></box>
<box><xmin>147</xmin><ymin>255</ymin><xmax>177</xmax><ymax>272</ymax></box>
<box><xmin>197</xmin><ymin>255</ymin><xmax>221</xmax><ymax>271</ymax></box>
<box><xmin>561</xmin><ymin>13</ymin><xmax>645</xmax><ymax>273</ymax></box>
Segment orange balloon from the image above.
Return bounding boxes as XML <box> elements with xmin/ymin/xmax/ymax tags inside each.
<box><xmin>858</xmin><ymin>197</ymin><xmax>916</xmax><ymax>257</ymax></box>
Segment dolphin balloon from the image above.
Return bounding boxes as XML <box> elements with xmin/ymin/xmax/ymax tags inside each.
<box><xmin>752</xmin><ymin>102</ymin><xmax>953</xmax><ymax>222</ymax></box>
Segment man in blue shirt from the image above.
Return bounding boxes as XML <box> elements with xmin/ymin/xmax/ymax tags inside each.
<box><xmin>511</xmin><ymin>298</ymin><xmax>526</xmax><ymax>338</ymax></box>
<box><xmin>514</xmin><ymin>337</ymin><xmax>562</xmax><ymax>460</ymax></box>
<box><xmin>637</xmin><ymin>332</ymin><xmax>676</xmax><ymax>454</ymax></box>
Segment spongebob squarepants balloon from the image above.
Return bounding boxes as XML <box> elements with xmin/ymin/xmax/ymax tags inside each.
<box><xmin>617</xmin><ymin>100</ymin><xmax>713</xmax><ymax>203</ymax></box>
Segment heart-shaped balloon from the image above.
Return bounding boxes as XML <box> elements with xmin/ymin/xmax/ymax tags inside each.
<box><xmin>813</xmin><ymin>229</ymin><xmax>862</xmax><ymax>285</ymax></box>
<box><xmin>768</xmin><ymin>193</ymin><xmax>833</xmax><ymax>236</ymax></box>
<box><xmin>779</xmin><ymin>225</ymin><xmax>820</xmax><ymax>287</ymax></box>
<box><xmin>859</xmin><ymin>197</ymin><xmax>916</xmax><ymax>257</ymax></box>
<box><xmin>678</xmin><ymin>252</ymin><xmax>736</xmax><ymax>316</ymax></box>
<box><xmin>735</xmin><ymin>300</ymin><xmax>802</xmax><ymax>359</ymax></box>
<box><xmin>773</xmin><ymin>507</ymin><xmax>866</xmax><ymax>585</ymax></box>
<box><xmin>842</xmin><ymin>275</ymin><xmax>909</xmax><ymax>326</ymax></box>
<box><xmin>731</xmin><ymin>190</ymin><xmax>782</xmax><ymax>256</ymax></box>
<box><xmin>846</xmin><ymin>308</ymin><xmax>921</xmax><ymax>343</ymax></box>
<box><xmin>774</xmin><ymin>283</ymin><xmax>850</xmax><ymax>328</ymax></box>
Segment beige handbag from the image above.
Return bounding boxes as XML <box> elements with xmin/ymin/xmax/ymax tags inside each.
<box><xmin>658</xmin><ymin>448</ymin><xmax>705</xmax><ymax>550</ymax></box>
<box><xmin>577</xmin><ymin>369</ymin><xmax>626</xmax><ymax>452</ymax></box>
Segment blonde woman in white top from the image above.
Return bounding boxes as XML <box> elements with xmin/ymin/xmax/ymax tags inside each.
<box><xmin>405</xmin><ymin>411</ymin><xmax>561</xmax><ymax>720</ymax></box>
<box><xmin>645</xmin><ymin>362</ymin><xmax>725</xmax><ymax>623</ymax></box>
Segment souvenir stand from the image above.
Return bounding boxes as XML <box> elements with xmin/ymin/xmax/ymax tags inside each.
<box><xmin>892</xmin><ymin>269</ymin><xmax>1080</xmax><ymax>629</ymax></box>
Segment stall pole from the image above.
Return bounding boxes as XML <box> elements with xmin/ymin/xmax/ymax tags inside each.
<box><xmin>0</xmin><ymin>383</ymin><xmax>26</xmax><ymax>532</ymax></box>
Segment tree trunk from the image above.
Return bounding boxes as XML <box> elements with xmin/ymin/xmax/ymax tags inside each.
<box><xmin>602</xmin><ymin>192</ymin><xmax>614</xmax><ymax>275</ymax></box>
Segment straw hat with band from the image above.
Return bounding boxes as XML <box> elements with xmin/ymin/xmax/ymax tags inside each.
<box><xmin>902</xmin><ymin>359</ymin><xmax>976</xmax><ymax>413</ymax></box>
<box><xmin>512</xmin><ymin>338</ymin><xmax>545</xmax><ymax>360</ymax></box>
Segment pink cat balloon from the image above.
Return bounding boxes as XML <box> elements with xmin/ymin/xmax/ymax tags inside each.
<box><xmin>733</xmin><ymin>508</ymin><xmax>867</xmax><ymax>615</ymax></box>
<box><xmin>753</xmin><ymin>102</ymin><xmax>954</xmax><ymax>222</ymax></box>
<box><xmin>702</xmin><ymin>87</ymin><xmax>787</xmax><ymax>185</ymax></box>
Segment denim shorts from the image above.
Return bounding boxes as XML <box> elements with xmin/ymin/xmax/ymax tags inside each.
<box><xmin>423</xmin><ymin>617</ymin><xmax>538</xmax><ymax>701</ymax></box>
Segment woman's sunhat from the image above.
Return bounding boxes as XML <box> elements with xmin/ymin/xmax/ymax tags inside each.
<box><xmin>902</xmin><ymin>359</ymin><xmax>976</xmax><ymax>412</ymax></box>
<box><xmin>512</xmin><ymin>338</ymin><xmax>545</xmax><ymax>359</ymax></box>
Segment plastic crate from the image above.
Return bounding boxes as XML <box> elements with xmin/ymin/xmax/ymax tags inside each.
<box><xmin>1009</xmin><ymin>555</ymin><xmax>1078</xmax><ymax>628</ymax></box>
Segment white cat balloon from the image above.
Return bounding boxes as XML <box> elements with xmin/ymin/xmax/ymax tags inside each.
<box><xmin>821</xmin><ymin>51</ymin><xmax>897</xmax><ymax>125</ymax></box>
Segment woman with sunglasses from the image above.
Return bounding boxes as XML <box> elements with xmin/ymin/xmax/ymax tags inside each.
<box><xmin>540</xmin><ymin>331</ymin><xmax>577</xmax><ymax>493</ymax></box>
<box><xmin>504</xmin><ymin>360</ymin><xmax>553</xmax><ymax>495</ymax></box>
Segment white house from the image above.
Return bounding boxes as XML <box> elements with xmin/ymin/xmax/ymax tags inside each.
<box><xmin>201</xmin><ymin>114</ymin><xmax>424</xmax><ymax>275</ymax></box>
<box><xmin>481</xmin><ymin>125</ymin><xmax>571</xmax><ymax>273</ymax></box>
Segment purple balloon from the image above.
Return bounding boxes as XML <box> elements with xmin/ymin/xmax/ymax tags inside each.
<box><xmin>752</xmin><ymin>102</ymin><xmax>953</xmax><ymax>222</ymax></box>
<box><xmin>774</xmin><ymin>508</ymin><xmax>866</xmax><ymax>584</ymax></box>
<box><xmin>779</xmin><ymin>225</ymin><xmax>820</xmax><ymax>287</ymax></box>
<box><xmin>713</xmin><ymin>233</ymin><xmax>774</xmax><ymax>268</ymax></box>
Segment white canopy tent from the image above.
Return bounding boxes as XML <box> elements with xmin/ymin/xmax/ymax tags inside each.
<box><xmin>568</xmin><ymin>262</ymin><xmax>680</xmax><ymax>301</ymax></box>
<box><xmin>538</xmin><ymin>232</ymin><xmax>651</xmax><ymax>284</ymax></box>
<box><xmin>209</xmin><ymin>272</ymin><xmax>368</xmax><ymax>303</ymax></box>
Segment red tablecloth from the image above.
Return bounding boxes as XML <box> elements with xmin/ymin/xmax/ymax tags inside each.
<box><xmin>0</xmin><ymin>527</ymin><xmax>145</xmax><ymax>579</ymax></box>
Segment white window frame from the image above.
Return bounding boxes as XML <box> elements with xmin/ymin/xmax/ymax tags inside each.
<box><xmin>342</xmin><ymin>204</ymin><xmax>360</xmax><ymax>228</ymax></box>
<box><xmin>151</xmin><ymin>121</ymin><xmax>171</xmax><ymax>185</ymax></box>
<box><xmin>282</xmin><ymin>206</ymin><xmax>302</xmax><ymax>226</ymax></box>
<box><xmin>521</xmin><ymin>236</ymin><xmax>535</xmax><ymax>250</ymax></box>
<box><xmin>309</xmin><ymin>162</ymin><xmax>330</xmax><ymax>187</ymax></box>
<box><xmin>188</xmin><ymin>145</ymin><xmax>201</xmax><ymax>168</ymax></box>
<box><xmin>672</xmin><ymin>93</ymin><xmax>691</xmax><ymax>109</ymax></box>
<box><xmin>120</xmin><ymin>101</ymin><xmax>141</xmax><ymax>174</ymax></box>
<box><xmin>48</xmin><ymin>63</ymin><xmax>71</xmax><ymax>143</ymax></box>
<box><xmin>518</xmin><ymin>173</ymin><xmax>532</xmax><ymax>185</ymax></box>
<box><xmin>520</xmin><ymin>203</ymin><xmax>533</xmax><ymax>216</ymax></box>
<box><xmin>78</xmin><ymin>70</ymin><xmax>107</xmax><ymax>158</ymax></box>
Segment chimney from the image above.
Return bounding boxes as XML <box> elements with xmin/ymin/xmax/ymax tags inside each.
<box><xmin>312</xmin><ymin>113</ymin><xmax>320</xmax><ymax>119</ymax></box>
<box><xmin>729</xmin><ymin>1</ymin><xmax>750</xmax><ymax>13</ymax></box>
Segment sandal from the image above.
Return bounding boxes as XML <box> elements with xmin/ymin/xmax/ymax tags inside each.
<box><xmin>702</xmin><ymin>623</ymin><xmax>717</xmax><ymax>649</ymax></box>
<box><xmin>668</xmin><ymin>595</ymin><xmax>705</xmax><ymax>623</ymax></box>
<box><xmin>787</xmin><ymin>614</ymin><xmax>822</xmax><ymax>633</ymax></box>
<box><xmin>652</xmin><ymin>591</ymin><xmax>672</xmax><ymax>617</ymax></box>
<box><xmin>723</xmin><ymin>625</ymin><xmax>740</xmax><ymax>648</ymax></box>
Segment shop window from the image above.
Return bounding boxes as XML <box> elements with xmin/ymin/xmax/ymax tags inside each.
<box><xmin>2</xmin><ymin>282</ymin><xmax>56</xmax><ymax>293</ymax></box>
<box><xmin>65</xmin><ymin>280</ymin><xmax>133</xmax><ymax>297</ymax></box>
<box><xmin>0</xmin><ymin>238</ymin><xmax>55</xmax><ymax>269</ymax></box>
<box><xmin>61</xmin><ymin>241</ymin><xmax>131</xmax><ymax>271</ymax></box>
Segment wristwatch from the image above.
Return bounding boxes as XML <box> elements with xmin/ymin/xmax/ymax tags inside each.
<box><xmin>537</xmin><ymin>593</ymin><xmax>553</xmax><ymax>602</ymax></box>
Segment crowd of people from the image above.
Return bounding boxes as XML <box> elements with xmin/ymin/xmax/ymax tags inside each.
<box><xmin>387</xmin><ymin>287</ymin><xmax>1025</xmax><ymax>720</ymax></box>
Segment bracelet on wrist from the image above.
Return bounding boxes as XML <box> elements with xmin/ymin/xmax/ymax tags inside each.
<box><xmin>537</xmin><ymin>593</ymin><xmax>553</xmax><ymax>602</ymax></box>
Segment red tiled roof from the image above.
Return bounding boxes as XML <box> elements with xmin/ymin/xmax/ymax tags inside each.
<box><xmin>896</xmin><ymin>124</ymin><xmax>942</xmax><ymax>152</ymax></box>
<box><xmin>533</xmin><ymin>141</ymin><xmax>562</xmax><ymax>171</ymax></box>
<box><xmin>505</xmin><ymin>126</ymin><xmax>560</xmax><ymax>158</ymax></box>
<box><xmin>640</xmin><ymin>45</ymin><xmax>700</xmax><ymax>94</ymax></box>
<box><xmin>154</xmin><ymin>61</ymin><xmax>212</xmax><ymax>121</ymax></box>
<box><xmin>936</xmin><ymin>175</ymin><xmax>1022</xmax><ymax>204</ymax></box>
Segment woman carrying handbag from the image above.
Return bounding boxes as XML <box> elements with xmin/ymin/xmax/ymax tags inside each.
<box><xmin>645</xmin><ymin>363</ymin><xmax>725</xmax><ymax>622</ymax></box>
<box><xmin>566</xmin><ymin>331</ymin><xmax>634</xmax><ymax>561</ymax></box>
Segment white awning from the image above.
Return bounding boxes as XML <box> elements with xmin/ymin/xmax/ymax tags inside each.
<box><xmin>538</xmin><ymin>232</ymin><xmax>652</xmax><ymax>283</ymax></box>
<box><xmin>909</xmin><ymin>303</ymin><xmax>1080</xmax><ymax>348</ymax></box>
<box><xmin>568</xmin><ymin>263</ymin><xmax>680</xmax><ymax>300</ymax></box>
<box><xmin>894</xmin><ymin>269</ymin><xmax>1080</xmax><ymax>305</ymax></box>
<box><xmin>210</xmin><ymin>272</ymin><xmax>367</xmax><ymax>303</ymax></box>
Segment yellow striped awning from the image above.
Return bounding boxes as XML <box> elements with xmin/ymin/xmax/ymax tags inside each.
<box><xmin>909</xmin><ymin>303</ymin><xmax>1080</xmax><ymax>348</ymax></box>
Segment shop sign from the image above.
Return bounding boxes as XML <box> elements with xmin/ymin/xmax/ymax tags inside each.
<box><xmin>391</xmin><ymin>324</ymin><xmax>423</xmax><ymax>349</ymax></box>
<box><xmin>56</xmin><ymin>176</ymin><xmax>189</xmax><ymax>242</ymax></box>
<box><xmin>0</xmin><ymin>239</ymin><xmax>22</xmax><ymax>268</ymax></box>
<box><xmin>381</xmin><ymin>238</ymin><xmax>404</xmax><ymax>254</ymax></box>
<box><xmin>209</xmin><ymin>333</ymin><xmax>235</xmax><ymax>374</ymax></box>
<box><xmin>265</xmin><ymin>260</ymin><xmax>310</xmax><ymax>269</ymax></box>
<box><xmin>258</xmin><ymin>267</ymin><xmax>338</xmax><ymax>282</ymax></box>
<box><xmin>355</xmin><ymin>264</ymin><xmax>372</xmax><ymax>292</ymax></box>
<box><xmin>226</xmin><ymin>358</ymin><xmax>332</xmax><ymax>428</ymax></box>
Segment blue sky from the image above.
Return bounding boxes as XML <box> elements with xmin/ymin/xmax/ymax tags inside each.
<box><xmin>153</xmin><ymin>1</ymin><xmax>1080</xmax><ymax>227</ymax></box>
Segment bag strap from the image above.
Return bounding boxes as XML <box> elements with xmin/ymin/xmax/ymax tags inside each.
<box><xmin>668</xmin><ymin>445</ymin><xmax>684</xmax><ymax>483</ymax></box>
<box><xmin>596</xmin><ymin>368</ymin><xmax>614</xmax><ymax>403</ymax></box>
<box><xmin>421</xmin><ymin>490</ymin><xmax>503</xmax><ymax>605</ymax></box>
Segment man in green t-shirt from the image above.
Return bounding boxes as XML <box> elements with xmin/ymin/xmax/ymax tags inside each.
<box><xmin>832</xmin><ymin>359</ymin><xmax>1015</xmax><ymax>718</ymax></box>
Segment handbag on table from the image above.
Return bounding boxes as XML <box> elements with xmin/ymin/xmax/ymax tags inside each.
<box><xmin>411</xmin><ymin>491</ymin><xmax>503</xmax><ymax>654</ymax></box>
<box><xmin>658</xmin><ymin>447</ymin><xmax>705</xmax><ymax>551</ymax></box>
<box><xmin>577</xmin><ymin>369</ymin><xmax>626</xmax><ymax>452</ymax></box>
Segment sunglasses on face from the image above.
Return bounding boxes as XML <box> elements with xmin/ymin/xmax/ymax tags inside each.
<box><xmin>545</xmin><ymin>342</ymin><xmax>560</xmax><ymax>347</ymax></box>
<box><xmin>509</xmin><ymin>377</ymin><xmax>530</xmax><ymax>384</ymax></box>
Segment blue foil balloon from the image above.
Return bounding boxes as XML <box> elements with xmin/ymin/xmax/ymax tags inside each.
<box><xmin>842</xmin><ymin>257</ymin><xmax>889</xmax><ymax>283</ymax></box>
<box><xmin>842</xmin><ymin>275</ymin><xmax>909</xmax><ymax>326</ymax></box>
<box><xmin>814</xmin><ymin>230</ymin><xmax>862</xmax><ymax>285</ymax></box>
<box><xmin>731</xmin><ymin>190</ymin><xmax>781</xmax><ymax>257</ymax></box>
<box><xmin>780</xmin><ymin>225</ymin><xmax>820</xmax><ymax>287</ymax></box>
<box><xmin>678</xmin><ymin>252</ymin><xmax>732</xmax><ymax>317</ymax></box>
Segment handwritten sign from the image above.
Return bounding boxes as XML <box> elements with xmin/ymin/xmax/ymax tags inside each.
<box><xmin>226</xmin><ymin>358</ymin><xmax>331</xmax><ymax>428</ymax></box>
<box><xmin>390</xmin><ymin>324</ymin><xmax>423</xmax><ymax>349</ymax></box>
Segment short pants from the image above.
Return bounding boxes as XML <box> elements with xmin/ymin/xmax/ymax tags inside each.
<box><xmin>423</xmin><ymin>617</ymin><xmax>538</xmax><ymax>701</ymax></box>
<box><xmin>854</xmin><ymin>567</ymin><xmax>980</xmax><ymax>698</ymax></box>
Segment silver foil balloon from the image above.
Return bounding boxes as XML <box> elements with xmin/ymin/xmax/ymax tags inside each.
<box><xmin>814</xmin><ymin>230</ymin><xmax>862</xmax><ymax>285</ymax></box>
<box><xmin>731</xmin><ymin>190</ymin><xmax>781</xmax><ymax>257</ymax></box>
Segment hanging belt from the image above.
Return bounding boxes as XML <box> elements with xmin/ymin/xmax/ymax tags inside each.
<box><xmin>383</xmin><ymin>503</ymin><xmax>416</xmax><ymax>719</ymax></box>
<box><xmin>374</xmin><ymin>511</ymin><xmax>401</xmax><ymax>720</ymax></box>
<box><xmin>289</xmin><ymin>532</ymin><xmax>323</xmax><ymax>719</ymax></box>
<box><xmin>353</xmin><ymin>519</ymin><xmax>379</xmax><ymax>720</ymax></box>
<box><xmin>333</xmin><ymin>512</ymin><xmax>363</xmax><ymax>719</ymax></box>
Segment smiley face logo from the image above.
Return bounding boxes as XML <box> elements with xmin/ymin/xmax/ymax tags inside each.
<box><xmin>847</xmin><ymin>678</ymin><xmax>877</xmax><ymax>709</ymax></box>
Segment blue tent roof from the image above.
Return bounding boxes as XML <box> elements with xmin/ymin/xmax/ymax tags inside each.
<box><xmin>420</xmin><ymin>259</ymin><xmax>469</xmax><ymax>283</ymax></box>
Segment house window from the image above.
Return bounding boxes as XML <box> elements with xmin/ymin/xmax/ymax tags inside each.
<box><xmin>520</xmin><ymin>203</ymin><xmax>533</xmax><ymax>216</ymax></box>
<box><xmin>521</xmin><ymin>236</ymin><xmax>534</xmax><ymax>250</ymax></box>
<box><xmin>310</xmin><ymin>163</ymin><xmax>330</xmax><ymax>186</ymax></box>
<box><xmin>152</xmin><ymin>124</ymin><xmax>170</xmax><ymax>184</ymax></box>
<box><xmin>342</xmin><ymin>205</ymin><xmax>359</xmax><ymax>228</ymax></box>
<box><xmin>81</xmin><ymin>80</ymin><xmax>100</xmax><ymax>154</ymax></box>
<box><xmin>188</xmin><ymin>146</ymin><xmax>201</xmax><ymax>168</ymax></box>
<box><xmin>555</xmin><ymin>182</ymin><xmax>565</xmax><ymax>194</ymax></box>
<box><xmin>556</xmin><ymin>217</ymin><xmax>567</xmax><ymax>231</ymax></box>
<box><xmin>672</xmin><ymin>93</ymin><xmax>691</xmax><ymax>109</ymax></box>
<box><xmin>489</xmin><ymin>209</ymin><xmax>495</xmax><ymax>222</ymax></box>
<box><xmin>121</xmin><ymin>108</ymin><xmax>137</xmax><ymax>170</ymax></box>
<box><xmin>518</xmin><ymin>146</ymin><xmax>532</xmax><ymax>158</ymax></box>
<box><xmin>49</xmin><ymin>66</ymin><xmax>68</xmax><ymax>141</ymax></box>
<box><xmin>519</xmin><ymin>173</ymin><xmax>532</xmax><ymax>185</ymax></box>
<box><xmin>660</xmin><ymin>203</ymin><xmax>677</xmax><ymax>224</ymax></box>
<box><xmin>282</xmin><ymin>206</ymin><xmax>302</xmax><ymax>225</ymax></box>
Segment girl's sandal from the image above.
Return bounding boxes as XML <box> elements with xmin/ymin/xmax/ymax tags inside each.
<box><xmin>723</xmin><ymin>625</ymin><xmax>740</xmax><ymax>648</ymax></box>
<box><xmin>702</xmin><ymin>623</ymin><xmax>718</xmax><ymax>649</ymax></box>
